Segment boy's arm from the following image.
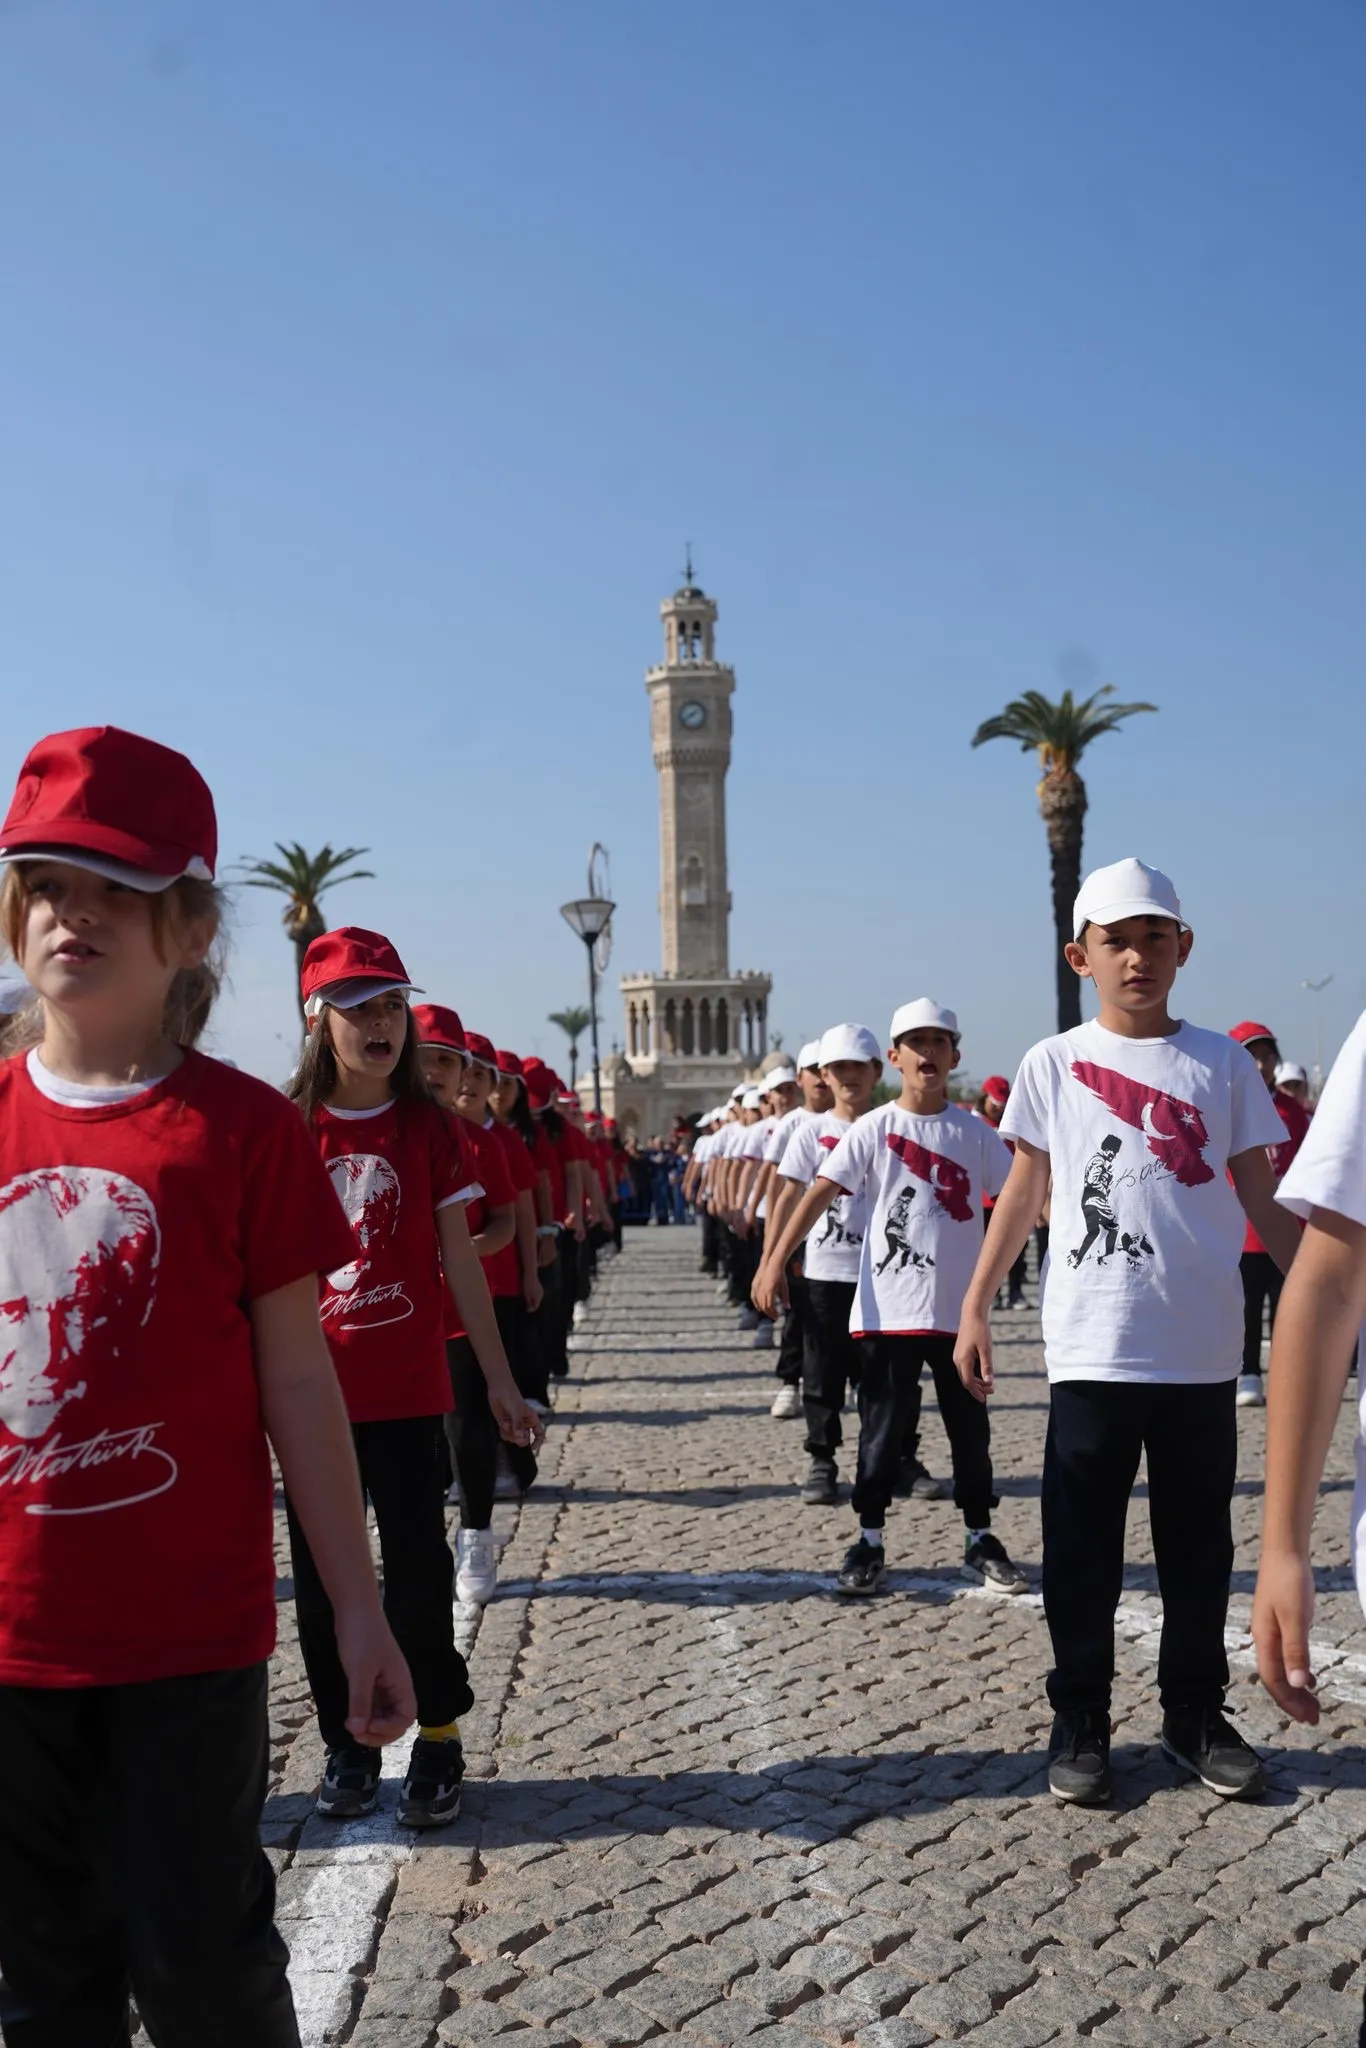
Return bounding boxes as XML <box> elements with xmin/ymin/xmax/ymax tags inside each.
<box><xmin>754</xmin><ymin>1178</ymin><xmax>840</xmax><ymax>1316</ymax></box>
<box><xmin>253</xmin><ymin>1276</ymin><xmax>415</xmax><ymax>1745</ymax></box>
<box><xmin>954</xmin><ymin>1141</ymin><xmax>1051</xmax><ymax>1402</ymax></box>
<box><xmin>1252</xmin><ymin>1204</ymin><xmax>1366</xmax><ymax>1724</ymax></box>
<box><xmin>467</xmin><ymin>1200</ymin><xmax>516</xmax><ymax>1262</ymax></box>
<box><xmin>744</xmin><ymin>1160</ymin><xmax>774</xmax><ymax>1230</ymax></box>
<box><xmin>437</xmin><ymin>1202</ymin><xmax>545</xmax><ymax>1451</ymax></box>
<box><xmin>1229</xmin><ymin>1147</ymin><xmax>1303</xmax><ymax>1274</ymax></box>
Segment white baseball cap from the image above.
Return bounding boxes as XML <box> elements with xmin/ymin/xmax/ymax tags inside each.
<box><xmin>764</xmin><ymin>1067</ymin><xmax>799</xmax><ymax>1089</ymax></box>
<box><xmin>1072</xmin><ymin>857</ymin><xmax>1185</xmax><ymax>941</ymax></box>
<box><xmin>890</xmin><ymin>998</ymin><xmax>960</xmax><ymax>1044</ymax></box>
<box><xmin>797</xmin><ymin>1040</ymin><xmax>823</xmax><ymax>1071</ymax></box>
<box><xmin>741</xmin><ymin>1088</ymin><xmax>765</xmax><ymax>1111</ymax></box>
<box><xmin>1275</xmin><ymin>1061</ymin><xmax>1308</xmax><ymax>1088</ymax></box>
<box><xmin>730</xmin><ymin>1082</ymin><xmax>749</xmax><ymax>1100</ymax></box>
<box><xmin>818</xmin><ymin>1022</ymin><xmax>882</xmax><ymax>1066</ymax></box>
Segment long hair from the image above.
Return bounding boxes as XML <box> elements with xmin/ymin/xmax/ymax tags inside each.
<box><xmin>502</xmin><ymin>1079</ymin><xmax>537</xmax><ymax>1151</ymax></box>
<box><xmin>540</xmin><ymin>1104</ymin><xmax>565</xmax><ymax>1141</ymax></box>
<box><xmin>287</xmin><ymin>1001</ymin><xmax>431</xmax><ymax>1125</ymax></box>
<box><xmin>0</xmin><ymin>867</ymin><xmax>226</xmax><ymax>1061</ymax></box>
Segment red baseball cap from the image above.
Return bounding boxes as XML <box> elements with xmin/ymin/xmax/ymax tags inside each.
<box><xmin>982</xmin><ymin>1075</ymin><xmax>1010</xmax><ymax>1105</ymax></box>
<box><xmin>301</xmin><ymin>927</ymin><xmax>422</xmax><ymax>1015</ymax></box>
<box><xmin>525</xmin><ymin>1068</ymin><xmax>556</xmax><ymax>1110</ymax></box>
<box><xmin>0</xmin><ymin>725</ymin><xmax>217</xmax><ymax>890</ymax></box>
<box><xmin>495</xmin><ymin>1049</ymin><xmax>524</xmax><ymax>1078</ymax></box>
<box><xmin>464</xmin><ymin>1031</ymin><xmax>499</xmax><ymax>1071</ymax></box>
<box><xmin>411</xmin><ymin>1004</ymin><xmax>467</xmax><ymax>1055</ymax></box>
<box><xmin>1230</xmin><ymin>1020</ymin><xmax>1277</xmax><ymax>1048</ymax></box>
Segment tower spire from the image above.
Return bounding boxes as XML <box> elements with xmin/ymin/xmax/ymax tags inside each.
<box><xmin>683</xmin><ymin>542</ymin><xmax>694</xmax><ymax>587</ymax></box>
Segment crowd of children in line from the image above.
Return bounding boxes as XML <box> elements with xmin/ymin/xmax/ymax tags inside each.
<box><xmin>0</xmin><ymin>723</ymin><xmax>1363</xmax><ymax>2046</ymax></box>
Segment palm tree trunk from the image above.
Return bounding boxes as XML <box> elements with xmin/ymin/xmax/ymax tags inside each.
<box><xmin>291</xmin><ymin>909</ymin><xmax>327</xmax><ymax>1034</ymax></box>
<box><xmin>1039</xmin><ymin>769</ymin><xmax>1087</xmax><ymax>1033</ymax></box>
<box><xmin>569</xmin><ymin>1043</ymin><xmax>579</xmax><ymax>1090</ymax></box>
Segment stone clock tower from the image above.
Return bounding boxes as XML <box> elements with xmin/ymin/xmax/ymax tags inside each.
<box><xmin>591</xmin><ymin>565</ymin><xmax>774</xmax><ymax>1135</ymax></box>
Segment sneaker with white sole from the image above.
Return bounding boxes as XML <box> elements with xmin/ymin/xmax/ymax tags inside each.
<box><xmin>1236</xmin><ymin>1374</ymin><xmax>1264</xmax><ymax>1408</ymax></box>
<box><xmin>572</xmin><ymin>1301</ymin><xmax>589</xmax><ymax>1327</ymax></box>
<box><xmin>962</xmin><ymin>1531</ymin><xmax>1028</xmax><ymax>1594</ymax></box>
<box><xmin>1162</xmin><ymin>1707</ymin><xmax>1266</xmax><ymax>1799</ymax></box>
<box><xmin>751</xmin><ymin>1322</ymin><xmax>775</xmax><ymax>1350</ymax></box>
<box><xmin>837</xmin><ymin>1536</ymin><xmax>887</xmax><ymax>1596</ymax></box>
<box><xmin>316</xmin><ymin>1743</ymin><xmax>382</xmax><ymax>1819</ymax></box>
<box><xmin>397</xmin><ymin>1736</ymin><xmax>464</xmax><ymax>1828</ymax></box>
<box><xmin>770</xmin><ymin>1383</ymin><xmax>802</xmax><ymax>1418</ymax></box>
<box><xmin>455</xmin><ymin>1526</ymin><xmax>498</xmax><ymax>1605</ymax></box>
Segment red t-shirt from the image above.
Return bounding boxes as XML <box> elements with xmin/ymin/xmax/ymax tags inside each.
<box><xmin>481</xmin><ymin>1119</ymin><xmax>537</xmax><ymax>1298</ymax></box>
<box><xmin>0</xmin><ymin>1050</ymin><xmax>357</xmax><ymax>1688</ymax></box>
<box><xmin>313</xmin><ymin>1096</ymin><xmax>480</xmax><ymax>1421</ymax></box>
<box><xmin>533</xmin><ymin>1123</ymin><xmax>569</xmax><ymax>1222</ymax></box>
<box><xmin>445</xmin><ymin>1117</ymin><xmax>516</xmax><ymax>1335</ymax></box>
<box><xmin>1244</xmin><ymin>1088</ymin><xmax>1311</xmax><ymax>1254</ymax></box>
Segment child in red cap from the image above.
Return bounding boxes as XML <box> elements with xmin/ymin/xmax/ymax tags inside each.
<box><xmin>288</xmin><ymin>930</ymin><xmax>542</xmax><ymax>1828</ymax></box>
<box><xmin>976</xmin><ymin>1075</ymin><xmax>1029</xmax><ymax>1311</ymax></box>
<box><xmin>0</xmin><ymin>727</ymin><xmax>411</xmax><ymax>2047</ymax></box>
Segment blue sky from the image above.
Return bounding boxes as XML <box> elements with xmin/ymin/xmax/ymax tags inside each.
<box><xmin>1</xmin><ymin>1</ymin><xmax>1363</xmax><ymax>1086</ymax></box>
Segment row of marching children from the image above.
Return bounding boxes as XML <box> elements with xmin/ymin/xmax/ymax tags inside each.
<box><xmin>0</xmin><ymin>724</ymin><xmax>622</xmax><ymax>2047</ymax></box>
<box><xmin>685</xmin><ymin>855</ymin><xmax>1343</xmax><ymax>1817</ymax></box>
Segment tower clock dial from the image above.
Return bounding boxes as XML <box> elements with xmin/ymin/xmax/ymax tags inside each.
<box><xmin>678</xmin><ymin>700</ymin><xmax>707</xmax><ymax>730</ymax></box>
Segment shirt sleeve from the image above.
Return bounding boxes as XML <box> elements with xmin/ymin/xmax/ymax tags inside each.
<box><xmin>1229</xmin><ymin>1045</ymin><xmax>1297</xmax><ymax>1156</ymax></box>
<box><xmin>475</xmin><ymin>1134</ymin><xmax>516</xmax><ymax>1210</ymax></box>
<box><xmin>1278</xmin><ymin>1012</ymin><xmax>1366</xmax><ymax>1226</ymax></box>
<box><xmin>820</xmin><ymin>1114</ymin><xmax>876</xmax><ymax>1195</ymax></box>
<box><xmin>501</xmin><ymin>1132</ymin><xmax>539</xmax><ymax>1198</ymax></box>
<box><xmin>779</xmin><ymin>1120</ymin><xmax>819</xmax><ymax>1185</ymax></box>
<box><xmin>979</xmin><ymin>1123</ymin><xmax>1014</xmax><ymax>1201</ymax></box>
<box><xmin>739</xmin><ymin>1124</ymin><xmax>770</xmax><ymax>1163</ymax></box>
<box><xmin>430</xmin><ymin>1105</ymin><xmax>484</xmax><ymax>1210</ymax></box>
<box><xmin>241</xmin><ymin>1091</ymin><xmax>361</xmax><ymax>1298</ymax></box>
<box><xmin>999</xmin><ymin>1046</ymin><xmax>1052</xmax><ymax>1153</ymax></box>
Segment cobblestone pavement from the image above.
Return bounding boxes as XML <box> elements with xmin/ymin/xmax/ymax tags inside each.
<box><xmin>264</xmin><ymin>1231</ymin><xmax>1366</xmax><ymax>2047</ymax></box>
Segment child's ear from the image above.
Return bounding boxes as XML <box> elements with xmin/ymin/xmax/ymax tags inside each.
<box><xmin>1176</xmin><ymin>928</ymin><xmax>1195</xmax><ymax>965</ymax></box>
<box><xmin>1064</xmin><ymin>940</ymin><xmax>1092</xmax><ymax>980</ymax></box>
<box><xmin>949</xmin><ymin>1044</ymin><xmax>961</xmax><ymax>1072</ymax></box>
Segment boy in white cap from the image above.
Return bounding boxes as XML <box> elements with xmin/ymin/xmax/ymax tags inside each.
<box><xmin>759</xmin><ymin>1046</ymin><xmax>833</xmax><ymax>1416</ymax></box>
<box><xmin>759</xmin><ymin>1001</ymin><xmax>1022</xmax><ymax>1595</ymax></box>
<box><xmin>733</xmin><ymin>1066</ymin><xmax>800</xmax><ymax>1356</ymax></box>
<box><xmin>957</xmin><ymin>858</ymin><xmax>1299</xmax><ymax>1807</ymax></box>
<box><xmin>757</xmin><ymin>1024</ymin><xmax>883</xmax><ymax>1504</ymax></box>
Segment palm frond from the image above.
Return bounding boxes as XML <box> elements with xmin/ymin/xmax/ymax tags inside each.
<box><xmin>971</xmin><ymin>684</ymin><xmax>1155</xmax><ymax>767</ymax></box>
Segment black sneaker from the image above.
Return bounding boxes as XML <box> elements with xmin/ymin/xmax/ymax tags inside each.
<box><xmin>316</xmin><ymin>1743</ymin><xmax>382</xmax><ymax>1819</ymax></box>
<box><xmin>895</xmin><ymin>1457</ymin><xmax>950</xmax><ymax>1501</ymax></box>
<box><xmin>962</xmin><ymin>1531</ymin><xmax>1028</xmax><ymax>1594</ymax></box>
<box><xmin>800</xmin><ymin>1458</ymin><xmax>838</xmax><ymax>1506</ymax></box>
<box><xmin>837</xmin><ymin>1537</ymin><xmax>887</xmax><ymax>1596</ymax></box>
<box><xmin>397</xmin><ymin>1736</ymin><xmax>465</xmax><ymax>1828</ymax></box>
<box><xmin>1162</xmin><ymin>1708</ymin><xmax>1267</xmax><ymax>1800</ymax></box>
<box><xmin>1047</xmin><ymin>1711</ymin><xmax>1112</xmax><ymax>1804</ymax></box>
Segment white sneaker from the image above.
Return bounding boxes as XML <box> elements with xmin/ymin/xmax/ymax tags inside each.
<box><xmin>456</xmin><ymin>1527</ymin><xmax>497</xmax><ymax>1605</ymax></box>
<box><xmin>1236</xmin><ymin>1374</ymin><xmax>1265</xmax><ymax>1409</ymax></box>
<box><xmin>494</xmin><ymin>1467</ymin><xmax>523</xmax><ymax>1500</ymax></box>
<box><xmin>572</xmin><ymin>1301</ymin><xmax>589</xmax><ymax>1327</ymax></box>
<box><xmin>770</xmin><ymin>1383</ymin><xmax>802</xmax><ymax>1418</ymax></box>
<box><xmin>751</xmin><ymin>1322</ymin><xmax>775</xmax><ymax>1350</ymax></box>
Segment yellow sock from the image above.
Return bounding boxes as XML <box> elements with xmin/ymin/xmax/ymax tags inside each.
<box><xmin>420</xmin><ymin>1719</ymin><xmax>461</xmax><ymax>1744</ymax></box>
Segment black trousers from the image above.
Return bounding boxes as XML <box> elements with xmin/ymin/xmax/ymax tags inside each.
<box><xmin>852</xmin><ymin>1334</ymin><xmax>995</xmax><ymax>1531</ymax></box>
<box><xmin>726</xmin><ymin>1227</ymin><xmax>759</xmax><ymax>1305</ymax></box>
<box><xmin>1042</xmin><ymin>1378</ymin><xmax>1236</xmax><ymax>1715</ymax></box>
<box><xmin>446</xmin><ymin>1336</ymin><xmax>498</xmax><ymax>1530</ymax></box>
<box><xmin>802</xmin><ymin>1278</ymin><xmax>861</xmax><ymax>1460</ymax></box>
<box><xmin>1240</xmin><ymin>1250</ymin><xmax>1283</xmax><ymax>1378</ymax></box>
<box><xmin>778</xmin><ymin>1264</ymin><xmax>807</xmax><ymax>1386</ymax></box>
<box><xmin>700</xmin><ymin>1206</ymin><xmax>722</xmax><ymax>1275</ymax></box>
<box><xmin>542</xmin><ymin>1240</ymin><xmax>569</xmax><ymax>1376</ymax></box>
<box><xmin>0</xmin><ymin>1663</ymin><xmax>298</xmax><ymax>2048</ymax></box>
<box><xmin>287</xmin><ymin>1415</ymin><xmax>473</xmax><ymax>1750</ymax></box>
<box><xmin>494</xmin><ymin>1293</ymin><xmax>539</xmax><ymax>1490</ymax></box>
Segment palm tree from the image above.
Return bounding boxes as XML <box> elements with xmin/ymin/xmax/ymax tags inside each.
<box><xmin>971</xmin><ymin>685</ymin><xmax>1156</xmax><ymax>1030</ymax></box>
<box><xmin>548</xmin><ymin>1005</ymin><xmax>591</xmax><ymax>1089</ymax></box>
<box><xmin>239</xmin><ymin>842</ymin><xmax>376</xmax><ymax>1027</ymax></box>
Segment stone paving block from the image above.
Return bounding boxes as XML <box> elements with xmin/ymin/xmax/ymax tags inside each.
<box><xmin>739</xmin><ymin>1964</ymin><xmax>821</xmax><ymax>2015</ymax></box>
<box><xmin>959</xmin><ymin>2013</ymin><xmax>1064</xmax><ymax>2047</ymax></box>
<box><xmin>454</xmin><ymin>1908</ymin><xmax>550</xmax><ymax>1960</ymax></box>
<box><xmin>371</xmin><ymin>1915</ymin><xmax>458</xmax><ymax>1982</ymax></box>
<box><xmin>903</xmin><ymin>1974</ymin><xmax>997</xmax><ymax>2038</ymax></box>
<box><xmin>1088</xmin><ymin>2011</ymin><xmax>1219</xmax><ymax>2048</ymax></box>
<box><xmin>842</xmin><ymin>1961</ymin><xmax>920</xmax><ymax>2017</ymax></box>
<box><xmin>570</xmin><ymin>1997</ymin><xmax>666</xmax><ymax>2046</ymax></box>
<box><xmin>858</xmin><ymin>2024</ymin><xmax>938</xmax><ymax>2048</ymax></box>
<box><xmin>680</xmin><ymin>1995</ymin><xmax>783</xmax><ymax>2042</ymax></box>
<box><xmin>626</xmin><ymin>1969</ymin><xmax>733</xmax><ymax>2029</ymax></box>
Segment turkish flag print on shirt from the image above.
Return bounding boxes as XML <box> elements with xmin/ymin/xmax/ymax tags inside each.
<box><xmin>820</xmin><ymin>1103</ymin><xmax>1012</xmax><ymax>1336</ymax></box>
<box><xmin>779</xmin><ymin>1111</ymin><xmax>872</xmax><ymax>1283</ymax></box>
<box><xmin>1001</xmin><ymin>1019</ymin><xmax>1288</xmax><ymax>1384</ymax></box>
<box><xmin>313</xmin><ymin>1096</ymin><xmax>481</xmax><ymax>1422</ymax></box>
<box><xmin>0</xmin><ymin>1051</ymin><xmax>358</xmax><ymax>1688</ymax></box>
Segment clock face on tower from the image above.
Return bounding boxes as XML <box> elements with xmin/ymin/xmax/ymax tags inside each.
<box><xmin>678</xmin><ymin>700</ymin><xmax>707</xmax><ymax>731</ymax></box>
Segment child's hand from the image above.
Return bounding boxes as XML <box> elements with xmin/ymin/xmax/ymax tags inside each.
<box><xmin>336</xmin><ymin>1606</ymin><xmax>416</xmax><ymax>1746</ymax></box>
<box><xmin>752</xmin><ymin>1262</ymin><xmax>786</xmax><ymax>1318</ymax></box>
<box><xmin>537</xmin><ymin>1236</ymin><xmax>558</xmax><ymax>1269</ymax></box>
<box><xmin>491</xmin><ymin>1382</ymin><xmax>546</xmax><ymax>1452</ymax></box>
<box><xmin>1252</xmin><ymin>1549</ymin><xmax>1320</xmax><ymax>1724</ymax></box>
<box><xmin>523</xmin><ymin>1273</ymin><xmax>545</xmax><ymax>1315</ymax></box>
<box><xmin>953</xmin><ymin>1311</ymin><xmax>994</xmax><ymax>1402</ymax></box>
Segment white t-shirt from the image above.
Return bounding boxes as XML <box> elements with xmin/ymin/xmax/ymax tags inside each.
<box><xmin>780</xmin><ymin>1110</ymin><xmax>869</xmax><ymax>1283</ymax></box>
<box><xmin>1002</xmin><ymin>1018</ymin><xmax>1286</xmax><ymax>1384</ymax></box>
<box><xmin>740</xmin><ymin>1116</ymin><xmax>778</xmax><ymax>1219</ymax></box>
<box><xmin>1276</xmin><ymin>1008</ymin><xmax>1366</xmax><ymax>1620</ymax></box>
<box><xmin>764</xmin><ymin>1105</ymin><xmax>814</xmax><ymax>1169</ymax></box>
<box><xmin>821</xmin><ymin>1102</ymin><xmax>1012</xmax><ymax>1336</ymax></box>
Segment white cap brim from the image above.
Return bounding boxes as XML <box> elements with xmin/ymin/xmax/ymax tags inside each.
<box><xmin>1073</xmin><ymin>898</ymin><xmax>1186</xmax><ymax>940</ymax></box>
<box><xmin>305</xmin><ymin>978</ymin><xmax>420</xmax><ymax>1019</ymax></box>
<box><xmin>1</xmin><ymin>846</ymin><xmax>189</xmax><ymax>892</ymax></box>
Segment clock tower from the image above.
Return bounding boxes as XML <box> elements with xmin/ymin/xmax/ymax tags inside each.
<box><xmin>597</xmin><ymin>562</ymin><xmax>774</xmax><ymax>1135</ymax></box>
<box><xmin>649</xmin><ymin>568</ymin><xmax>734</xmax><ymax>978</ymax></box>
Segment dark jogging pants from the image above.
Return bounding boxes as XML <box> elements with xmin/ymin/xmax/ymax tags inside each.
<box><xmin>852</xmin><ymin>1334</ymin><xmax>995</xmax><ymax>1532</ymax></box>
<box><xmin>802</xmin><ymin>1277</ymin><xmax>861</xmax><ymax>1461</ymax></box>
<box><xmin>0</xmin><ymin>1663</ymin><xmax>298</xmax><ymax>2048</ymax></box>
<box><xmin>287</xmin><ymin>1415</ymin><xmax>473</xmax><ymax>1750</ymax></box>
<box><xmin>1239</xmin><ymin>1250</ymin><xmax>1283</xmax><ymax>1379</ymax></box>
<box><xmin>777</xmin><ymin>1263</ymin><xmax>807</xmax><ymax>1386</ymax></box>
<box><xmin>1042</xmin><ymin>1378</ymin><xmax>1236</xmax><ymax>1716</ymax></box>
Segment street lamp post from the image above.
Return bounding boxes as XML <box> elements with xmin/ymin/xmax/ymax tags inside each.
<box><xmin>560</xmin><ymin>895</ymin><xmax>615</xmax><ymax>1115</ymax></box>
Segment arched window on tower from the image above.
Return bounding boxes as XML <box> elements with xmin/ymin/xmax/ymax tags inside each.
<box><xmin>681</xmin><ymin>854</ymin><xmax>706</xmax><ymax>908</ymax></box>
<box><xmin>757</xmin><ymin>1001</ymin><xmax>767</xmax><ymax>1058</ymax></box>
<box><xmin>681</xmin><ymin>999</ymin><xmax>695</xmax><ymax>1056</ymax></box>
<box><xmin>664</xmin><ymin>998</ymin><xmax>677</xmax><ymax>1055</ymax></box>
<box><xmin>640</xmin><ymin>1000</ymin><xmax>651</xmax><ymax>1056</ymax></box>
<box><xmin>715</xmin><ymin>998</ymin><xmax>728</xmax><ymax>1055</ymax></box>
<box><xmin>742</xmin><ymin>1000</ymin><xmax>752</xmax><ymax>1059</ymax></box>
<box><xmin>627</xmin><ymin>1002</ymin><xmax>638</xmax><ymax>1058</ymax></box>
<box><xmin>699</xmin><ymin>999</ymin><xmax>712</xmax><ymax>1056</ymax></box>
